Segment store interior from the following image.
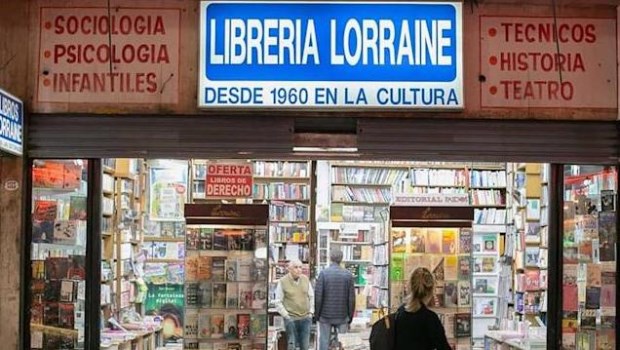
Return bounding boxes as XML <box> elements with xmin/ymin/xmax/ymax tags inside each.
<box><xmin>27</xmin><ymin>159</ymin><xmax>617</xmax><ymax>350</ymax></box>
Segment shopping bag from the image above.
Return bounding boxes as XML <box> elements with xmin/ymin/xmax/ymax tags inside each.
<box><xmin>369</xmin><ymin>308</ymin><xmax>401</xmax><ymax>350</ymax></box>
<box><xmin>328</xmin><ymin>325</ymin><xmax>344</xmax><ymax>350</ymax></box>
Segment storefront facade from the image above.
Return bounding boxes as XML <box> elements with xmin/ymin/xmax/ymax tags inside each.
<box><xmin>1</xmin><ymin>0</ymin><xmax>620</xmax><ymax>349</ymax></box>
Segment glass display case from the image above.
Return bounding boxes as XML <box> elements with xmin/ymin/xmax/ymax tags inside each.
<box><xmin>183</xmin><ymin>204</ymin><xmax>270</xmax><ymax>350</ymax></box>
<box><xmin>28</xmin><ymin>159</ymin><xmax>89</xmax><ymax>349</ymax></box>
<box><xmin>561</xmin><ymin>165</ymin><xmax>617</xmax><ymax>349</ymax></box>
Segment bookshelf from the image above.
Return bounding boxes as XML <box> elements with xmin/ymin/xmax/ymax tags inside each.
<box><xmin>326</xmin><ymin>162</ymin><xmax>408</xmax><ymax>321</ymax></box>
<box><xmin>183</xmin><ymin>204</ymin><xmax>270</xmax><ymax>350</ymax></box>
<box><xmin>30</xmin><ymin>159</ymin><xmax>88</xmax><ymax>349</ymax></box>
<box><xmin>101</xmin><ymin>159</ymin><xmax>147</xmax><ymax>327</ymax></box>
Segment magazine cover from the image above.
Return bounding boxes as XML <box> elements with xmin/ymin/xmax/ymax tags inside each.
<box><xmin>443</xmin><ymin>281</ymin><xmax>458</xmax><ymax>307</ymax></box>
<box><xmin>212</xmin><ymin>257</ymin><xmax>226</xmax><ymax>281</ymax></box>
<box><xmin>212</xmin><ymin>283</ymin><xmax>227</xmax><ymax>308</ymax></box>
<box><xmin>251</xmin><ymin>283</ymin><xmax>267</xmax><ymax>309</ymax></box>
<box><xmin>457</xmin><ymin>280</ymin><xmax>471</xmax><ymax>307</ymax></box>
<box><xmin>441</xmin><ymin>229</ymin><xmax>457</xmax><ymax>254</ymax></box>
<box><xmin>392</xmin><ymin>229</ymin><xmax>407</xmax><ymax>254</ymax></box>
<box><xmin>457</xmin><ymin>256</ymin><xmax>471</xmax><ymax>280</ymax></box>
<box><xmin>443</xmin><ymin>256</ymin><xmax>458</xmax><ymax>281</ymax></box>
<box><xmin>185</xmin><ymin>252</ymin><xmax>199</xmax><ymax>281</ymax></box>
<box><xmin>237</xmin><ymin>314</ymin><xmax>251</xmax><ymax>339</ymax></box>
<box><xmin>185</xmin><ymin>310</ymin><xmax>199</xmax><ymax>339</ymax></box>
<box><xmin>200</xmin><ymin>227</ymin><xmax>214</xmax><ymax>250</ymax></box>
<box><xmin>226</xmin><ymin>283</ymin><xmax>239</xmax><ymax>309</ymax></box>
<box><xmin>224</xmin><ymin>314</ymin><xmax>239</xmax><ymax>339</ymax></box>
<box><xmin>199</xmin><ymin>282</ymin><xmax>212</xmax><ymax>308</ymax></box>
<box><xmin>426</xmin><ymin>229</ymin><xmax>442</xmax><ymax>253</ymax></box>
<box><xmin>454</xmin><ymin>313</ymin><xmax>471</xmax><ymax>338</ymax></box>
<box><xmin>238</xmin><ymin>283</ymin><xmax>253</xmax><ymax>309</ymax></box>
<box><xmin>409</xmin><ymin>228</ymin><xmax>426</xmax><ymax>253</ymax></box>
<box><xmin>458</xmin><ymin>228</ymin><xmax>472</xmax><ymax>254</ymax></box>
<box><xmin>197</xmin><ymin>255</ymin><xmax>213</xmax><ymax>281</ymax></box>
<box><xmin>250</xmin><ymin>313</ymin><xmax>267</xmax><ymax>337</ymax></box>
<box><xmin>210</xmin><ymin>314</ymin><xmax>224</xmax><ymax>339</ymax></box>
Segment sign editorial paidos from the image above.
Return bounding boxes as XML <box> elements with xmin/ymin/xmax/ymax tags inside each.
<box><xmin>198</xmin><ymin>1</ymin><xmax>463</xmax><ymax>108</ymax></box>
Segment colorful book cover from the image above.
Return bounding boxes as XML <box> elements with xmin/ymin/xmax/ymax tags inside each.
<box><xmin>212</xmin><ymin>257</ymin><xmax>226</xmax><ymax>282</ymax></box>
<box><xmin>564</xmin><ymin>247</ymin><xmax>579</xmax><ymax>264</ymax></box>
<box><xmin>444</xmin><ymin>281</ymin><xmax>458</xmax><ymax>307</ymax></box>
<box><xmin>454</xmin><ymin>313</ymin><xmax>471</xmax><ymax>338</ymax></box>
<box><xmin>426</xmin><ymin>229</ymin><xmax>442</xmax><ymax>253</ymax></box>
<box><xmin>185</xmin><ymin>282</ymin><xmax>200</xmax><ymax>307</ymax></box>
<box><xmin>585</xmin><ymin>287</ymin><xmax>601</xmax><ymax>309</ymax></box>
<box><xmin>482</xmin><ymin>234</ymin><xmax>497</xmax><ymax>253</ymax></box>
<box><xmin>392</xmin><ymin>229</ymin><xmax>407</xmax><ymax>253</ymax></box>
<box><xmin>238</xmin><ymin>283</ymin><xmax>253</xmax><ymax>309</ymax></box>
<box><xmin>457</xmin><ymin>256</ymin><xmax>470</xmax><ymax>280</ymax></box>
<box><xmin>598</xmin><ymin>212</ymin><xmax>616</xmax><ymax>262</ymax></box>
<box><xmin>45</xmin><ymin>257</ymin><xmax>70</xmax><ymax>280</ymax></box>
<box><xmin>251</xmin><ymin>283</ymin><xmax>267</xmax><ymax>309</ymax></box>
<box><xmin>200</xmin><ymin>227</ymin><xmax>214</xmax><ymax>250</ymax></box>
<box><xmin>409</xmin><ymin>228</ymin><xmax>426</xmax><ymax>253</ymax></box>
<box><xmin>68</xmin><ymin>196</ymin><xmax>87</xmax><ymax>220</ymax></box>
<box><xmin>58</xmin><ymin>303</ymin><xmax>75</xmax><ymax>329</ymax></box>
<box><xmin>30</xmin><ymin>302</ymin><xmax>44</xmax><ymax>324</ymax></box>
<box><xmin>199</xmin><ymin>282</ymin><xmax>212</xmax><ymax>308</ymax></box>
<box><xmin>457</xmin><ymin>280</ymin><xmax>471</xmax><ymax>307</ymax></box>
<box><xmin>390</xmin><ymin>254</ymin><xmax>405</xmax><ymax>281</ymax></box>
<box><xmin>185</xmin><ymin>252</ymin><xmax>199</xmax><ymax>281</ymax></box>
<box><xmin>441</xmin><ymin>229</ymin><xmax>457</xmax><ymax>254</ymax></box>
<box><xmin>586</xmin><ymin>264</ymin><xmax>602</xmax><ymax>287</ymax></box>
<box><xmin>596</xmin><ymin>329</ymin><xmax>615</xmax><ymax>350</ymax></box>
<box><xmin>186</xmin><ymin>227</ymin><xmax>200</xmax><ymax>250</ymax></box>
<box><xmin>525</xmin><ymin>270</ymin><xmax>540</xmax><ymax>291</ymax></box>
<box><xmin>210</xmin><ymin>313</ymin><xmax>224</xmax><ymax>339</ymax></box>
<box><xmin>443</xmin><ymin>256</ymin><xmax>458</xmax><ymax>281</ymax></box>
<box><xmin>237</xmin><ymin>314</ymin><xmax>251</xmax><ymax>339</ymax></box>
<box><xmin>224</xmin><ymin>314</ymin><xmax>239</xmax><ymax>339</ymax></box>
<box><xmin>563</xmin><ymin>284</ymin><xmax>579</xmax><ymax>311</ymax></box>
<box><xmin>579</xmin><ymin>240</ymin><xmax>593</xmax><ymax>263</ymax></box>
<box><xmin>51</xmin><ymin>219</ymin><xmax>79</xmax><ymax>245</ymax></box>
<box><xmin>601</xmin><ymin>272</ymin><xmax>616</xmax><ymax>307</ymax></box>
<box><xmin>185</xmin><ymin>310</ymin><xmax>198</xmax><ymax>338</ymax></box>
<box><xmin>431</xmin><ymin>256</ymin><xmax>445</xmax><ymax>282</ymax></box>
<box><xmin>237</xmin><ymin>259</ymin><xmax>253</xmax><ymax>282</ymax></box>
<box><xmin>250</xmin><ymin>313</ymin><xmax>267</xmax><ymax>337</ymax></box>
<box><xmin>32</xmin><ymin>200</ymin><xmax>57</xmax><ymax>243</ymax></box>
<box><xmin>197</xmin><ymin>255</ymin><xmax>213</xmax><ymax>281</ymax></box>
<box><xmin>213</xmin><ymin>230</ymin><xmax>228</xmax><ymax>250</ymax></box>
<box><xmin>212</xmin><ymin>283</ymin><xmax>227</xmax><ymax>308</ymax></box>
<box><xmin>601</xmin><ymin>307</ymin><xmax>616</xmax><ymax>329</ymax></box>
<box><xmin>226</xmin><ymin>259</ymin><xmax>238</xmax><ymax>282</ymax></box>
<box><xmin>580</xmin><ymin>310</ymin><xmax>596</xmax><ymax>329</ymax></box>
<box><xmin>458</xmin><ymin>228</ymin><xmax>472</xmax><ymax>254</ymax></box>
<box><xmin>601</xmin><ymin>190</ymin><xmax>615</xmax><ymax>212</ymax></box>
<box><xmin>226</xmin><ymin>282</ymin><xmax>239</xmax><ymax>309</ymax></box>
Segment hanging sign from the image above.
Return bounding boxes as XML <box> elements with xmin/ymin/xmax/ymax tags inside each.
<box><xmin>206</xmin><ymin>163</ymin><xmax>254</xmax><ymax>198</ymax></box>
<box><xmin>198</xmin><ymin>1</ymin><xmax>463</xmax><ymax>108</ymax></box>
<box><xmin>0</xmin><ymin>88</ymin><xmax>23</xmax><ymax>156</ymax></box>
<box><xmin>393</xmin><ymin>193</ymin><xmax>470</xmax><ymax>206</ymax></box>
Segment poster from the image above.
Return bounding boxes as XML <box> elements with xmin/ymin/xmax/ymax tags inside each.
<box><xmin>148</xmin><ymin>163</ymin><xmax>188</xmax><ymax>221</ymax></box>
<box><xmin>144</xmin><ymin>283</ymin><xmax>184</xmax><ymax>340</ymax></box>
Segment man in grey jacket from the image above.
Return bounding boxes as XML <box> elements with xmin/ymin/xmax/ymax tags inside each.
<box><xmin>315</xmin><ymin>248</ymin><xmax>355</xmax><ymax>350</ymax></box>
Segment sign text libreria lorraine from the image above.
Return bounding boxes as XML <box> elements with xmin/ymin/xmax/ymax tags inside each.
<box><xmin>198</xmin><ymin>2</ymin><xmax>463</xmax><ymax>108</ymax></box>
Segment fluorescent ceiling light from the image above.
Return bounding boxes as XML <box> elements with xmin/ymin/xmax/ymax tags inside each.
<box><xmin>292</xmin><ymin>146</ymin><xmax>358</xmax><ymax>153</ymax></box>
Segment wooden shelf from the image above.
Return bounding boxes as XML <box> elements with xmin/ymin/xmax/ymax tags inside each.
<box><xmin>30</xmin><ymin>324</ymin><xmax>78</xmax><ymax>338</ymax></box>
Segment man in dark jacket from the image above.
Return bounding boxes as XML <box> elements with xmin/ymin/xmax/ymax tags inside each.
<box><xmin>315</xmin><ymin>248</ymin><xmax>355</xmax><ymax>350</ymax></box>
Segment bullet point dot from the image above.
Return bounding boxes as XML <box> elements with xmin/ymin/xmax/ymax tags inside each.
<box><xmin>488</xmin><ymin>28</ymin><xmax>497</xmax><ymax>37</ymax></box>
<box><xmin>489</xmin><ymin>56</ymin><xmax>497</xmax><ymax>65</ymax></box>
<box><xmin>44</xmin><ymin>51</ymin><xmax>51</xmax><ymax>58</ymax></box>
<box><xmin>44</xmin><ymin>22</ymin><xmax>52</xmax><ymax>29</ymax></box>
<box><xmin>43</xmin><ymin>79</ymin><xmax>51</xmax><ymax>87</ymax></box>
<box><xmin>490</xmin><ymin>86</ymin><xmax>497</xmax><ymax>95</ymax></box>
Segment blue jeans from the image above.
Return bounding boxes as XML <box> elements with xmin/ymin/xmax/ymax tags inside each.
<box><xmin>318</xmin><ymin>322</ymin><xmax>347</xmax><ymax>350</ymax></box>
<box><xmin>284</xmin><ymin>317</ymin><xmax>312</xmax><ymax>350</ymax></box>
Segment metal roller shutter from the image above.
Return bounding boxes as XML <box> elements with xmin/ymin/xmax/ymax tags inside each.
<box><xmin>28</xmin><ymin>114</ymin><xmax>295</xmax><ymax>159</ymax></box>
<box><xmin>358</xmin><ymin>118</ymin><xmax>619</xmax><ymax>164</ymax></box>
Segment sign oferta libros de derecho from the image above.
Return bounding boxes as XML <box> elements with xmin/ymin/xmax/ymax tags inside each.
<box><xmin>198</xmin><ymin>1</ymin><xmax>463</xmax><ymax>108</ymax></box>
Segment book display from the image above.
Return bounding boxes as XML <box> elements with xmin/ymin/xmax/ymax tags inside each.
<box><xmin>184</xmin><ymin>204</ymin><xmax>269</xmax><ymax>350</ymax></box>
<box><xmin>30</xmin><ymin>159</ymin><xmax>88</xmax><ymax>349</ymax></box>
<box><xmin>390</xmin><ymin>205</ymin><xmax>475</xmax><ymax>350</ymax></box>
<box><xmin>561</xmin><ymin>165</ymin><xmax>617</xmax><ymax>350</ymax></box>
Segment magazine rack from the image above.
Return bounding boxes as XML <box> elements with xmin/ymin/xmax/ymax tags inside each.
<box><xmin>183</xmin><ymin>204</ymin><xmax>270</xmax><ymax>350</ymax></box>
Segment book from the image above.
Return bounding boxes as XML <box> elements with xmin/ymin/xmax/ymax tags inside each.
<box><xmin>585</xmin><ymin>287</ymin><xmax>601</xmax><ymax>309</ymax></box>
<box><xmin>43</xmin><ymin>302</ymin><xmax>60</xmax><ymax>326</ymax></box>
<box><xmin>443</xmin><ymin>281</ymin><xmax>458</xmax><ymax>307</ymax></box>
<box><xmin>198</xmin><ymin>255</ymin><xmax>213</xmax><ymax>281</ymax></box>
<box><xmin>224</xmin><ymin>314</ymin><xmax>239</xmax><ymax>339</ymax></box>
<box><xmin>59</xmin><ymin>280</ymin><xmax>75</xmax><ymax>302</ymax></box>
<box><xmin>250</xmin><ymin>313</ymin><xmax>267</xmax><ymax>337</ymax></box>
<box><xmin>226</xmin><ymin>260</ymin><xmax>238</xmax><ymax>282</ymax></box>
<box><xmin>211</xmin><ymin>314</ymin><xmax>225</xmax><ymax>339</ymax></box>
<box><xmin>601</xmin><ymin>190</ymin><xmax>615</xmax><ymax>212</ymax></box>
<box><xmin>200</xmin><ymin>227</ymin><xmax>214</xmax><ymax>250</ymax></box>
<box><xmin>601</xmin><ymin>272</ymin><xmax>616</xmax><ymax>307</ymax></box>
<box><xmin>185</xmin><ymin>252</ymin><xmax>200</xmax><ymax>281</ymax></box>
<box><xmin>562</xmin><ymin>284</ymin><xmax>578</xmax><ymax>311</ymax></box>
<box><xmin>69</xmin><ymin>196</ymin><xmax>87</xmax><ymax>220</ymax></box>
<box><xmin>212</xmin><ymin>257</ymin><xmax>226</xmax><ymax>282</ymax></box>
<box><xmin>186</xmin><ymin>282</ymin><xmax>201</xmax><ymax>307</ymax></box>
<box><xmin>212</xmin><ymin>283</ymin><xmax>227</xmax><ymax>308</ymax></box>
<box><xmin>45</xmin><ymin>257</ymin><xmax>70</xmax><ymax>280</ymax></box>
<box><xmin>426</xmin><ymin>229</ymin><xmax>442</xmax><ymax>253</ymax></box>
<box><xmin>457</xmin><ymin>280</ymin><xmax>471</xmax><ymax>307</ymax></box>
<box><xmin>237</xmin><ymin>259</ymin><xmax>253</xmax><ymax>282</ymax></box>
<box><xmin>457</xmin><ymin>256</ymin><xmax>470</xmax><ymax>280</ymax></box>
<box><xmin>252</xmin><ymin>259</ymin><xmax>268</xmax><ymax>281</ymax></box>
<box><xmin>392</xmin><ymin>229</ymin><xmax>407</xmax><ymax>253</ymax></box>
<box><xmin>598</xmin><ymin>212</ymin><xmax>616</xmax><ymax>262</ymax></box>
<box><xmin>237</xmin><ymin>313</ymin><xmax>251</xmax><ymax>339</ymax></box>
<box><xmin>58</xmin><ymin>303</ymin><xmax>75</xmax><ymax>328</ymax></box>
<box><xmin>185</xmin><ymin>310</ymin><xmax>199</xmax><ymax>338</ymax></box>
<box><xmin>199</xmin><ymin>282</ymin><xmax>212</xmax><ymax>308</ymax></box>
<box><xmin>458</xmin><ymin>228</ymin><xmax>472</xmax><ymax>254</ymax></box>
<box><xmin>213</xmin><ymin>230</ymin><xmax>228</xmax><ymax>250</ymax></box>
<box><xmin>409</xmin><ymin>228</ymin><xmax>426</xmax><ymax>253</ymax></box>
<box><xmin>186</xmin><ymin>227</ymin><xmax>200</xmax><ymax>250</ymax></box>
<box><xmin>454</xmin><ymin>313</ymin><xmax>471</xmax><ymax>338</ymax></box>
<box><xmin>443</xmin><ymin>256</ymin><xmax>458</xmax><ymax>280</ymax></box>
<box><xmin>441</xmin><ymin>229</ymin><xmax>457</xmax><ymax>254</ymax></box>
<box><xmin>586</xmin><ymin>264</ymin><xmax>602</xmax><ymax>287</ymax></box>
<box><xmin>227</xmin><ymin>282</ymin><xmax>239</xmax><ymax>308</ymax></box>
<box><xmin>238</xmin><ymin>283</ymin><xmax>253</xmax><ymax>309</ymax></box>
<box><xmin>251</xmin><ymin>283</ymin><xmax>267</xmax><ymax>309</ymax></box>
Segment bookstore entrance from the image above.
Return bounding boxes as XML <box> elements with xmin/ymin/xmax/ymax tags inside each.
<box><xmin>24</xmin><ymin>115</ymin><xmax>620</xmax><ymax>350</ymax></box>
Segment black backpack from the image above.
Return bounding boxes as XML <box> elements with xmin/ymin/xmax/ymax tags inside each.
<box><xmin>369</xmin><ymin>309</ymin><xmax>401</xmax><ymax>350</ymax></box>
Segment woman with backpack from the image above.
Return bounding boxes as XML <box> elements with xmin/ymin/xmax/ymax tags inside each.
<box><xmin>394</xmin><ymin>267</ymin><xmax>452</xmax><ymax>350</ymax></box>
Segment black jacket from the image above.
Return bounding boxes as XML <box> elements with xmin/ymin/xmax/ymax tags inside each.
<box><xmin>394</xmin><ymin>304</ymin><xmax>451</xmax><ymax>350</ymax></box>
<box><xmin>315</xmin><ymin>263</ymin><xmax>355</xmax><ymax>324</ymax></box>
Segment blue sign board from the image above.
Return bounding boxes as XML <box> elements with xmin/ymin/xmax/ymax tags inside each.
<box><xmin>199</xmin><ymin>1</ymin><xmax>462</xmax><ymax>108</ymax></box>
<box><xmin>0</xmin><ymin>88</ymin><xmax>23</xmax><ymax>156</ymax></box>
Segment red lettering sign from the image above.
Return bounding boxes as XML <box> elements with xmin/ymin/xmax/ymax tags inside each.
<box><xmin>206</xmin><ymin>163</ymin><xmax>254</xmax><ymax>198</ymax></box>
<box><xmin>37</xmin><ymin>8</ymin><xmax>180</xmax><ymax>104</ymax></box>
<box><xmin>480</xmin><ymin>16</ymin><xmax>616</xmax><ymax>108</ymax></box>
